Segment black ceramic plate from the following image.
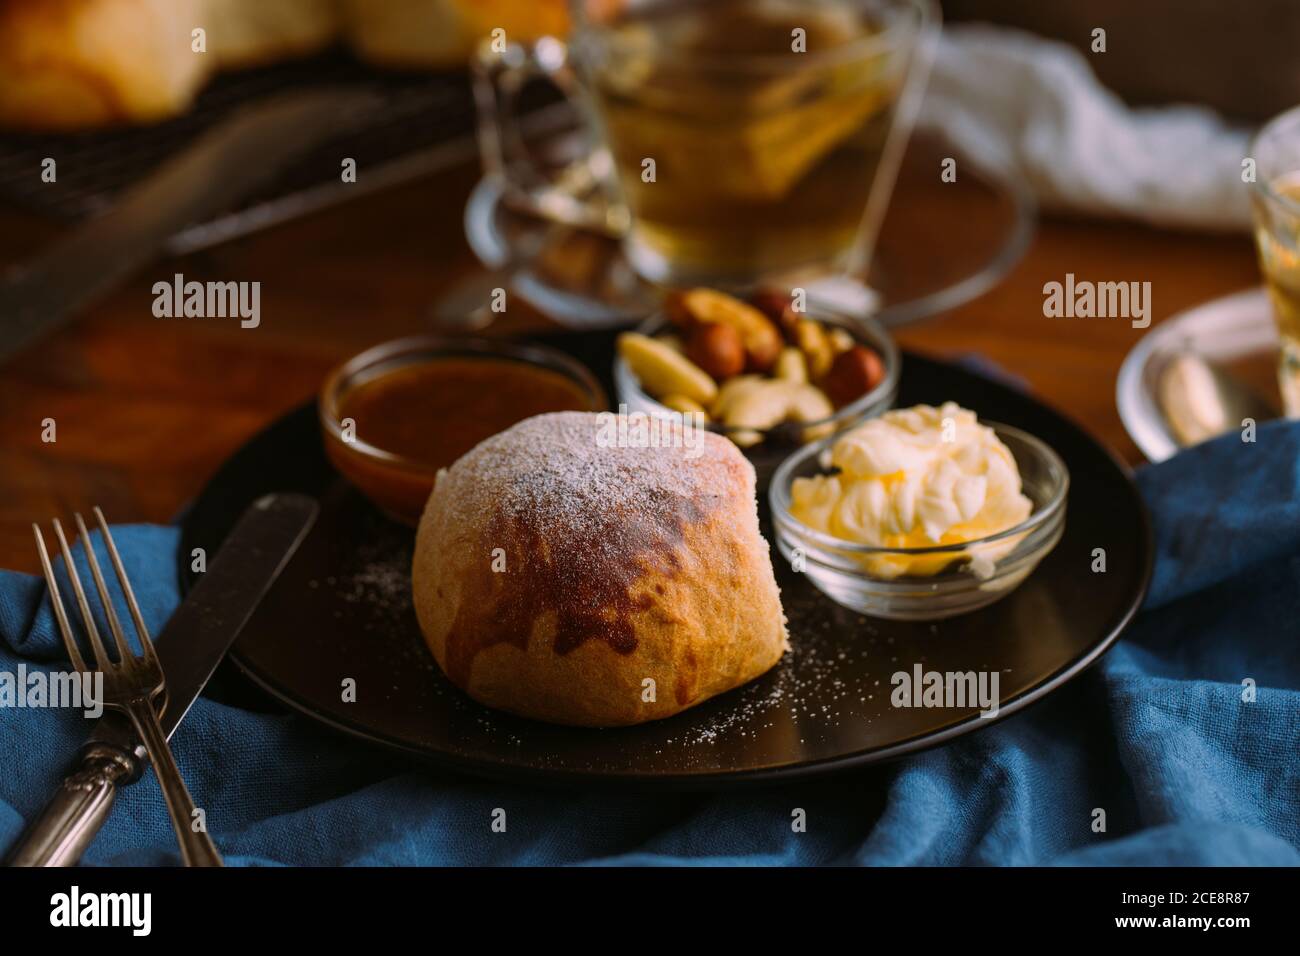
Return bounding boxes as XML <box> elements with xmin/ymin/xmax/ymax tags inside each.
<box><xmin>180</xmin><ymin>331</ymin><xmax>1151</xmax><ymax>787</ymax></box>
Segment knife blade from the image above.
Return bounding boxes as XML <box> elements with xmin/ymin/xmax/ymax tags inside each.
<box><xmin>0</xmin><ymin>88</ymin><xmax>382</xmax><ymax>365</ymax></box>
<box><xmin>4</xmin><ymin>492</ymin><xmax>317</xmax><ymax>867</ymax></box>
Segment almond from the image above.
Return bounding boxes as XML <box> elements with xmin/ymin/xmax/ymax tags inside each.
<box><xmin>686</xmin><ymin>321</ymin><xmax>745</xmax><ymax>380</ymax></box>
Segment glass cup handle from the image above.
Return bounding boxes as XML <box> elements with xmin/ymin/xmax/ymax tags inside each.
<box><xmin>471</xmin><ymin>37</ymin><xmax>629</xmax><ymax>238</ymax></box>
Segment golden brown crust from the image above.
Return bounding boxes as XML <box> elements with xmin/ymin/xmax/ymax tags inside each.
<box><xmin>204</xmin><ymin>0</ymin><xmax>339</xmax><ymax>69</ymax></box>
<box><xmin>342</xmin><ymin>0</ymin><xmax>570</xmax><ymax>69</ymax></box>
<box><xmin>339</xmin><ymin>0</ymin><xmax>472</xmax><ymax>70</ymax></box>
<box><xmin>0</xmin><ymin>0</ymin><xmax>212</xmax><ymax>130</ymax></box>
<box><xmin>0</xmin><ymin>0</ymin><xmax>572</xmax><ymax>130</ymax></box>
<box><xmin>412</xmin><ymin>412</ymin><xmax>788</xmax><ymax>727</ymax></box>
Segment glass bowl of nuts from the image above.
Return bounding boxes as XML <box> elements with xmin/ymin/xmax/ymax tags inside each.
<box><xmin>613</xmin><ymin>287</ymin><xmax>900</xmax><ymax>485</ymax></box>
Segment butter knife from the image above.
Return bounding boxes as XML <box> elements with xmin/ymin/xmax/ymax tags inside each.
<box><xmin>4</xmin><ymin>492</ymin><xmax>317</xmax><ymax>867</ymax></box>
<box><xmin>0</xmin><ymin>88</ymin><xmax>381</xmax><ymax>365</ymax></box>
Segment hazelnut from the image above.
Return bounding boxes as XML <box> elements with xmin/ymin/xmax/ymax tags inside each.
<box><xmin>663</xmin><ymin>289</ymin><xmax>695</xmax><ymax>329</ymax></box>
<box><xmin>822</xmin><ymin>345</ymin><xmax>885</xmax><ymax>407</ymax></box>
<box><xmin>749</xmin><ymin>288</ymin><xmax>800</xmax><ymax>343</ymax></box>
<box><xmin>749</xmin><ymin>288</ymin><xmax>790</xmax><ymax>321</ymax></box>
<box><xmin>774</xmin><ymin>308</ymin><xmax>801</xmax><ymax>344</ymax></box>
<box><xmin>678</xmin><ymin>288</ymin><xmax>782</xmax><ymax>374</ymax></box>
<box><xmin>743</xmin><ymin>329</ymin><xmax>782</xmax><ymax>374</ymax></box>
<box><xmin>686</xmin><ymin>322</ymin><xmax>746</xmax><ymax>380</ymax></box>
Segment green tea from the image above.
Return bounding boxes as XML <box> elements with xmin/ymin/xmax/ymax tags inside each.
<box><xmin>1253</xmin><ymin>172</ymin><xmax>1300</xmax><ymax>415</ymax></box>
<box><xmin>583</xmin><ymin>0</ymin><xmax>908</xmax><ymax>284</ymax></box>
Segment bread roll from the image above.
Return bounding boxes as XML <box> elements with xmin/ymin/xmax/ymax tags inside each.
<box><xmin>0</xmin><ymin>0</ymin><xmax>571</xmax><ymax>130</ymax></box>
<box><xmin>456</xmin><ymin>0</ymin><xmax>569</xmax><ymax>44</ymax></box>
<box><xmin>412</xmin><ymin>411</ymin><xmax>788</xmax><ymax>727</ymax></box>
<box><xmin>342</xmin><ymin>0</ymin><xmax>569</xmax><ymax>69</ymax></box>
<box><xmin>339</xmin><ymin>0</ymin><xmax>473</xmax><ymax>69</ymax></box>
<box><xmin>204</xmin><ymin>0</ymin><xmax>339</xmax><ymax>69</ymax></box>
<box><xmin>0</xmin><ymin>0</ymin><xmax>213</xmax><ymax>130</ymax></box>
<box><xmin>0</xmin><ymin>0</ymin><xmax>337</xmax><ymax>130</ymax></box>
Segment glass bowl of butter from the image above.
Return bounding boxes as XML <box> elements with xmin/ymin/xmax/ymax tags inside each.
<box><xmin>769</xmin><ymin>402</ymin><xmax>1068</xmax><ymax>620</ymax></box>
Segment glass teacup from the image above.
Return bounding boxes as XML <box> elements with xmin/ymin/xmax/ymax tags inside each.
<box><xmin>475</xmin><ymin>0</ymin><xmax>938</xmax><ymax>290</ymax></box>
<box><xmin>1249</xmin><ymin>104</ymin><xmax>1300</xmax><ymax>417</ymax></box>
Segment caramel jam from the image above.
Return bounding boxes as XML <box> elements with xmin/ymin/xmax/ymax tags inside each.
<box><xmin>325</xmin><ymin>357</ymin><xmax>599</xmax><ymax>524</ymax></box>
<box><xmin>442</xmin><ymin>493</ymin><xmax>712</xmax><ymax>697</ymax></box>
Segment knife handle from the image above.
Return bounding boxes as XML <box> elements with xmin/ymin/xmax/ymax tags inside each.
<box><xmin>4</xmin><ymin>744</ymin><xmax>138</xmax><ymax>867</ymax></box>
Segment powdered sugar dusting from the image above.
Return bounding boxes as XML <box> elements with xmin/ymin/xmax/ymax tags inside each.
<box><xmin>432</xmin><ymin>411</ymin><xmax>751</xmax><ymax>544</ymax></box>
<box><xmin>425</xmin><ymin>411</ymin><xmax>761</xmax><ymax>675</ymax></box>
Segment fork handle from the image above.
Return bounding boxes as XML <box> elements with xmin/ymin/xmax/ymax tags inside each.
<box><xmin>4</xmin><ymin>744</ymin><xmax>135</xmax><ymax>867</ymax></box>
<box><xmin>124</xmin><ymin>698</ymin><xmax>224</xmax><ymax>867</ymax></box>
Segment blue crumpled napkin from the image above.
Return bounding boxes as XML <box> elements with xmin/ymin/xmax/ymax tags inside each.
<box><xmin>1</xmin><ymin>422</ymin><xmax>1297</xmax><ymax>866</ymax></box>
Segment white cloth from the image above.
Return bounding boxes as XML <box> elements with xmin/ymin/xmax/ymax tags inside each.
<box><xmin>922</xmin><ymin>25</ymin><xmax>1253</xmax><ymax>231</ymax></box>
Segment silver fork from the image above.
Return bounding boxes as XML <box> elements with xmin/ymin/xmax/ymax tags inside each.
<box><xmin>33</xmin><ymin>508</ymin><xmax>224</xmax><ymax>867</ymax></box>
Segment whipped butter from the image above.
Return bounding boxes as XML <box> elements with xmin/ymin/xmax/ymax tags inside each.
<box><xmin>789</xmin><ymin>403</ymin><xmax>1032</xmax><ymax>578</ymax></box>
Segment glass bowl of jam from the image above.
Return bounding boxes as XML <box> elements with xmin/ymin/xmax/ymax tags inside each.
<box><xmin>320</xmin><ymin>336</ymin><xmax>607</xmax><ymax>524</ymax></box>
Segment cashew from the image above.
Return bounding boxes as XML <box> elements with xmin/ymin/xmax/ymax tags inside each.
<box><xmin>828</xmin><ymin>327</ymin><xmax>855</xmax><ymax>354</ymax></box>
<box><xmin>787</xmin><ymin>383</ymin><xmax>834</xmax><ymax>422</ymax></box>
<box><xmin>774</xmin><ymin>346</ymin><xmax>808</xmax><ymax>384</ymax></box>
<box><xmin>795</xmin><ymin>319</ymin><xmax>834</xmax><ymax>380</ymax></box>
<box><xmin>660</xmin><ymin>394</ymin><xmax>709</xmax><ymax>420</ymax></box>
<box><xmin>618</xmin><ymin>332</ymin><xmax>717</xmax><ymax>405</ymax></box>
<box><xmin>724</xmin><ymin>381</ymin><xmax>794</xmax><ymax>431</ymax></box>
<box><xmin>711</xmin><ymin>374</ymin><xmax>767</xmax><ymax>418</ymax></box>
<box><xmin>717</xmin><ymin>379</ymin><xmax>836</xmax><ymax>447</ymax></box>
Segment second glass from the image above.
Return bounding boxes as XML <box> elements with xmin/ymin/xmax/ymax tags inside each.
<box><xmin>476</xmin><ymin>0</ymin><xmax>937</xmax><ymax>289</ymax></box>
<box><xmin>1249</xmin><ymin>104</ymin><xmax>1300</xmax><ymax>417</ymax></box>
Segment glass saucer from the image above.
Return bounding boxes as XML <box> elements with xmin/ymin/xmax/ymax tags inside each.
<box><xmin>464</xmin><ymin>128</ymin><xmax>1035</xmax><ymax>329</ymax></box>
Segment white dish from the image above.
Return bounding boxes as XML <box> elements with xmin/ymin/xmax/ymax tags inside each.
<box><xmin>1116</xmin><ymin>286</ymin><xmax>1280</xmax><ymax>463</ymax></box>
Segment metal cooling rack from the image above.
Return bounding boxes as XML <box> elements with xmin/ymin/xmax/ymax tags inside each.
<box><xmin>0</xmin><ymin>53</ymin><xmax>563</xmax><ymax>253</ymax></box>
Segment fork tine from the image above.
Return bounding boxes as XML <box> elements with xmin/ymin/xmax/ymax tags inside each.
<box><xmin>53</xmin><ymin>518</ymin><xmax>112</xmax><ymax>670</ymax></box>
<box><xmin>32</xmin><ymin>523</ymin><xmax>87</xmax><ymax>673</ymax></box>
<box><xmin>74</xmin><ymin>512</ymin><xmax>134</xmax><ymax>666</ymax></box>
<box><xmin>93</xmin><ymin>507</ymin><xmax>158</xmax><ymax>670</ymax></box>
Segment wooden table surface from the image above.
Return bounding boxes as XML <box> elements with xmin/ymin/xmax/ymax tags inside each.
<box><xmin>0</xmin><ymin>158</ymin><xmax>1261</xmax><ymax>573</ymax></box>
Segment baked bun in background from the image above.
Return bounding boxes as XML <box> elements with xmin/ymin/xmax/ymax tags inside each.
<box><xmin>0</xmin><ymin>0</ymin><xmax>572</xmax><ymax>130</ymax></box>
<box><xmin>342</xmin><ymin>0</ymin><xmax>569</xmax><ymax>69</ymax></box>
<box><xmin>339</xmin><ymin>0</ymin><xmax>473</xmax><ymax>70</ymax></box>
<box><xmin>0</xmin><ymin>0</ymin><xmax>213</xmax><ymax>130</ymax></box>
<box><xmin>412</xmin><ymin>411</ymin><xmax>788</xmax><ymax>727</ymax></box>
<box><xmin>455</xmin><ymin>0</ymin><xmax>570</xmax><ymax>48</ymax></box>
<box><xmin>204</xmin><ymin>0</ymin><xmax>339</xmax><ymax>69</ymax></box>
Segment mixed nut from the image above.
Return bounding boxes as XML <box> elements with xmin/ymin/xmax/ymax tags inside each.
<box><xmin>617</xmin><ymin>287</ymin><xmax>887</xmax><ymax>447</ymax></box>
